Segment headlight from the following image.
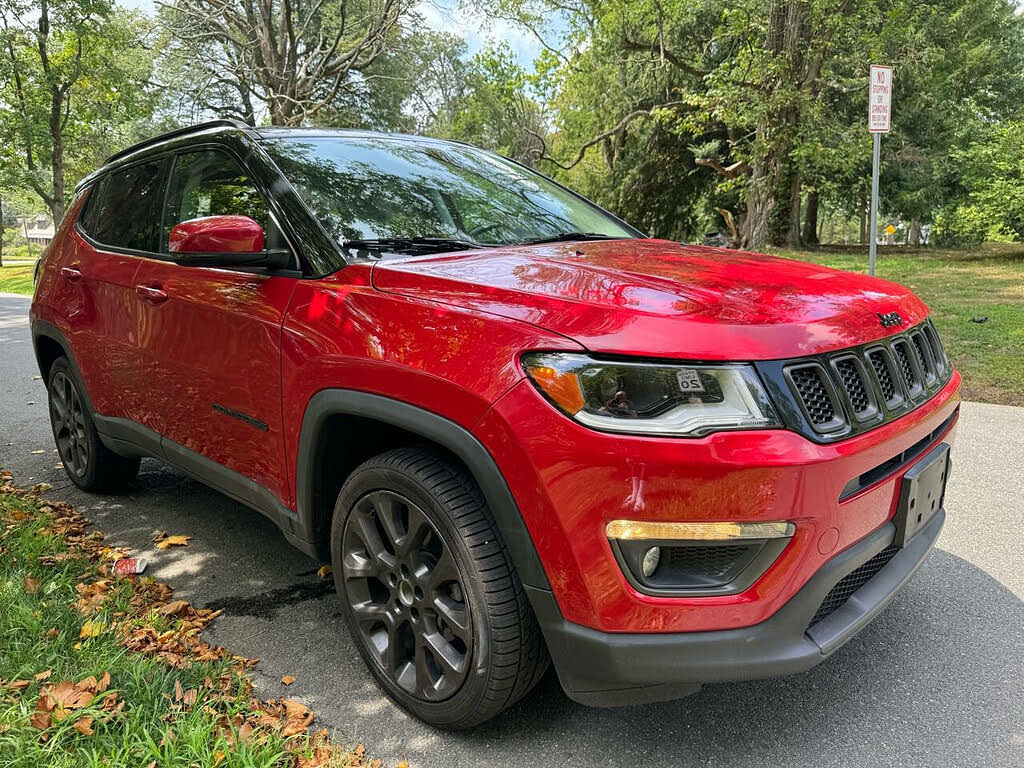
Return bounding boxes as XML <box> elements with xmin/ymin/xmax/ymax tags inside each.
<box><xmin>522</xmin><ymin>352</ymin><xmax>781</xmax><ymax>437</ymax></box>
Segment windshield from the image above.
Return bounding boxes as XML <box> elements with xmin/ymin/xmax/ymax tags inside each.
<box><xmin>261</xmin><ymin>135</ymin><xmax>635</xmax><ymax>261</ymax></box>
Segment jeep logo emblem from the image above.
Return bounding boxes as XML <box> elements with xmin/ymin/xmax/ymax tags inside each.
<box><xmin>878</xmin><ymin>311</ymin><xmax>904</xmax><ymax>328</ymax></box>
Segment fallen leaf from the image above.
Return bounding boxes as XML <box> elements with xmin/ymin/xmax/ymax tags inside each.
<box><xmin>182</xmin><ymin>688</ymin><xmax>197</xmax><ymax>707</ymax></box>
<box><xmin>30</xmin><ymin>482</ymin><xmax>51</xmax><ymax>492</ymax></box>
<box><xmin>282</xmin><ymin>699</ymin><xmax>308</xmax><ymax>719</ymax></box>
<box><xmin>5</xmin><ymin>679</ymin><xmax>31</xmax><ymax>692</ymax></box>
<box><xmin>397</xmin><ymin>762</ymin><xmax>409</xmax><ymax>768</ymax></box>
<box><xmin>154</xmin><ymin>534</ymin><xmax>190</xmax><ymax>550</ymax></box>
<box><xmin>159</xmin><ymin>600</ymin><xmax>191</xmax><ymax>616</ymax></box>
<box><xmin>97</xmin><ymin>671</ymin><xmax>110</xmax><ymax>693</ymax></box>
<box><xmin>24</xmin><ymin>574</ymin><xmax>39</xmax><ymax>593</ymax></box>
<box><xmin>43</xmin><ymin>680</ymin><xmax>93</xmax><ymax>709</ymax></box>
<box><xmin>34</xmin><ymin>670</ymin><xmax>51</xmax><ymax>682</ymax></box>
<box><xmin>212</xmin><ymin>752</ymin><xmax>226</xmax><ymax>767</ymax></box>
<box><xmin>44</xmin><ymin>627</ymin><xmax>59</xmax><ymax>639</ymax></box>
<box><xmin>29</xmin><ymin>710</ymin><xmax>51</xmax><ymax>730</ymax></box>
<box><xmin>79</xmin><ymin>619</ymin><xmax>107</xmax><ymax>639</ymax></box>
<box><xmin>281</xmin><ymin>675</ymin><xmax>296</xmax><ymax>686</ymax></box>
<box><xmin>316</xmin><ymin>564</ymin><xmax>332</xmax><ymax>579</ymax></box>
<box><xmin>30</xmin><ymin>450</ymin><xmax>45</xmax><ymax>455</ymax></box>
<box><xmin>72</xmin><ymin>716</ymin><xmax>94</xmax><ymax>736</ymax></box>
<box><xmin>174</xmin><ymin>680</ymin><xmax>183</xmax><ymax>702</ymax></box>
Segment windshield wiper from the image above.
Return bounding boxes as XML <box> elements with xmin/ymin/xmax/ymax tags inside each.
<box><xmin>339</xmin><ymin>236</ymin><xmax>484</xmax><ymax>255</ymax></box>
<box><xmin>515</xmin><ymin>232</ymin><xmax>624</xmax><ymax>246</ymax></box>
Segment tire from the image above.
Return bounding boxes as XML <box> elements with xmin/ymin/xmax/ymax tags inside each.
<box><xmin>330</xmin><ymin>446</ymin><xmax>549</xmax><ymax>729</ymax></box>
<box><xmin>46</xmin><ymin>357</ymin><xmax>140</xmax><ymax>492</ymax></box>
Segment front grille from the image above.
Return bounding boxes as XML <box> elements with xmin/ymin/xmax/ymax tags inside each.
<box><xmin>789</xmin><ymin>365</ymin><xmax>838</xmax><ymax>427</ymax></box>
<box><xmin>835</xmin><ymin>358</ymin><xmax>871</xmax><ymax>416</ymax></box>
<box><xmin>810</xmin><ymin>546</ymin><xmax>900</xmax><ymax>626</ymax></box>
<box><xmin>924</xmin><ymin>323</ymin><xmax>947</xmax><ymax>376</ymax></box>
<box><xmin>772</xmin><ymin>319</ymin><xmax>951</xmax><ymax>443</ymax></box>
<box><xmin>665</xmin><ymin>544</ymin><xmax>750</xmax><ymax>580</ymax></box>
<box><xmin>910</xmin><ymin>332</ymin><xmax>936</xmax><ymax>385</ymax></box>
<box><xmin>892</xmin><ymin>341</ymin><xmax>919</xmax><ymax>392</ymax></box>
<box><xmin>868</xmin><ymin>350</ymin><xmax>898</xmax><ymax>404</ymax></box>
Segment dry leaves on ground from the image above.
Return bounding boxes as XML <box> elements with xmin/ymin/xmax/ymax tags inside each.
<box><xmin>3</xmin><ymin>471</ymin><xmax>381</xmax><ymax>768</ymax></box>
<box><xmin>29</xmin><ymin>672</ymin><xmax>119</xmax><ymax>738</ymax></box>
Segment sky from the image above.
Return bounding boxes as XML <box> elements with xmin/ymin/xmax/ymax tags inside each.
<box><xmin>120</xmin><ymin>0</ymin><xmax>552</xmax><ymax>70</ymax></box>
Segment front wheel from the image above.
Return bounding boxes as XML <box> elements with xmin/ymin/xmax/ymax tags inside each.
<box><xmin>330</xmin><ymin>446</ymin><xmax>549</xmax><ymax>729</ymax></box>
<box><xmin>47</xmin><ymin>357</ymin><xmax>139</xmax><ymax>492</ymax></box>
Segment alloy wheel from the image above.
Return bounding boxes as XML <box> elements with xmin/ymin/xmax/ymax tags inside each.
<box><xmin>341</xmin><ymin>490</ymin><xmax>473</xmax><ymax>702</ymax></box>
<box><xmin>49</xmin><ymin>371</ymin><xmax>88</xmax><ymax>478</ymax></box>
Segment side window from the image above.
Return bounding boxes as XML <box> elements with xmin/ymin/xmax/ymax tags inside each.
<box><xmin>78</xmin><ymin>160</ymin><xmax>166</xmax><ymax>251</ymax></box>
<box><xmin>163</xmin><ymin>149</ymin><xmax>279</xmax><ymax>251</ymax></box>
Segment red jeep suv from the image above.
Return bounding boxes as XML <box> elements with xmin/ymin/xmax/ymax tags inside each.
<box><xmin>30</xmin><ymin>120</ymin><xmax>960</xmax><ymax>728</ymax></box>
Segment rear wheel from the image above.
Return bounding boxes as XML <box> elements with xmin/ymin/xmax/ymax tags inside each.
<box><xmin>47</xmin><ymin>358</ymin><xmax>139</xmax><ymax>492</ymax></box>
<box><xmin>330</xmin><ymin>446</ymin><xmax>549</xmax><ymax>729</ymax></box>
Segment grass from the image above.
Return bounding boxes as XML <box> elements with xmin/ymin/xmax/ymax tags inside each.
<box><xmin>775</xmin><ymin>243</ymin><xmax>1024</xmax><ymax>406</ymax></box>
<box><xmin>0</xmin><ymin>263</ymin><xmax>35</xmax><ymax>295</ymax></box>
<box><xmin>0</xmin><ymin>477</ymin><xmax>374</xmax><ymax>768</ymax></box>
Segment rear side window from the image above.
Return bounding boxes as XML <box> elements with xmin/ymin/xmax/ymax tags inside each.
<box><xmin>78</xmin><ymin>160</ymin><xmax>166</xmax><ymax>252</ymax></box>
<box><xmin>162</xmin><ymin>149</ymin><xmax>279</xmax><ymax>251</ymax></box>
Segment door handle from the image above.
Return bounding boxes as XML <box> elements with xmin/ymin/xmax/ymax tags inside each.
<box><xmin>135</xmin><ymin>285</ymin><xmax>169</xmax><ymax>304</ymax></box>
<box><xmin>60</xmin><ymin>266</ymin><xmax>83</xmax><ymax>282</ymax></box>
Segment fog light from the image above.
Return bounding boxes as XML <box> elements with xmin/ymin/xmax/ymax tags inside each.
<box><xmin>641</xmin><ymin>546</ymin><xmax>661</xmax><ymax>577</ymax></box>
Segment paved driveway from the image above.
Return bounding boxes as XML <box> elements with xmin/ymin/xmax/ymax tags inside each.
<box><xmin>1</xmin><ymin>293</ymin><xmax>1022</xmax><ymax>767</ymax></box>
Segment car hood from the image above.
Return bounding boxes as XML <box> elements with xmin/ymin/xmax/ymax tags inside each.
<box><xmin>370</xmin><ymin>239</ymin><xmax>929</xmax><ymax>360</ymax></box>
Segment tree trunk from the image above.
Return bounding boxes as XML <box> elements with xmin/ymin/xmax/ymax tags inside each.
<box><xmin>859</xmin><ymin>192</ymin><xmax>868</xmax><ymax>245</ymax></box>
<box><xmin>803</xmin><ymin>190</ymin><xmax>820</xmax><ymax>245</ymax></box>
<box><xmin>741</xmin><ymin>0</ymin><xmax>809</xmax><ymax>251</ymax></box>
<box><xmin>785</xmin><ymin>173</ymin><xmax>802</xmax><ymax>248</ymax></box>
<box><xmin>909</xmin><ymin>218</ymin><xmax>921</xmax><ymax>247</ymax></box>
<box><xmin>0</xmin><ymin>196</ymin><xmax>4</xmax><ymax>268</ymax></box>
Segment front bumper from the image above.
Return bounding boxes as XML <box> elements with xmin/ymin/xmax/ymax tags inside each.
<box><xmin>531</xmin><ymin>504</ymin><xmax>944</xmax><ymax>706</ymax></box>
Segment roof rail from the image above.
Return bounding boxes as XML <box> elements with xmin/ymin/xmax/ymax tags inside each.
<box><xmin>103</xmin><ymin>119</ymin><xmax>254</xmax><ymax>166</ymax></box>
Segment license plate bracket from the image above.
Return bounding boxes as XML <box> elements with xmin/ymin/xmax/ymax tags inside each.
<box><xmin>893</xmin><ymin>443</ymin><xmax>950</xmax><ymax>548</ymax></box>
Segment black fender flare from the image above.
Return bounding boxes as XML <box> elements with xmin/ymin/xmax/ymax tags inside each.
<box><xmin>295</xmin><ymin>389</ymin><xmax>552</xmax><ymax>591</ymax></box>
<box><xmin>30</xmin><ymin>320</ymin><xmax>97</xmax><ymax>414</ymax></box>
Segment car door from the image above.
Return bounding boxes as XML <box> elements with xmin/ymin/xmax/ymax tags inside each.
<box><xmin>132</xmin><ymin>147</ymin><xmax>299</xmax><ymax>507</ymax></box>
<box><xmin>59</xmin><ymin>158</ymin><xmax>168</xmax><ymax>423</ymax></box>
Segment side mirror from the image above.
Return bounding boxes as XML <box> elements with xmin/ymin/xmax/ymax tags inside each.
<box><xmin>168</xmin><ymin>215</ymin><xmax>289</xmax><ymax>269</ymax></box>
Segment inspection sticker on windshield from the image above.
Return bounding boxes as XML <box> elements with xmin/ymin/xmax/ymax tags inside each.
<box><xmin>676</xmin><ymin>369</ymin><xmax>705</xmax><ymax>393</ymax></box>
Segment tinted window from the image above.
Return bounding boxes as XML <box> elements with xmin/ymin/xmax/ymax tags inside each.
<box><xmin>78</xmin><ymin>160</ymin><xmax>166</xmax><ymax>251</ymax></box>
<box><xmin>163</xmin><ymin>150</ymin><xmax>276</xmax><ymax>251</ymax></box>
<box><xmin>261</xmin><ymin>136</ymin><xmax>634</xmax><ymax>260</ymax></box>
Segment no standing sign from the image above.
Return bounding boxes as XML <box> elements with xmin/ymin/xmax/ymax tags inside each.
<box><xmin>867</xmin><ymin>64</ymin><xmax>892</xmax><ymax>275</ymax></box>
<box><xmin>869</xmin><ymin>65</ymin><xmax>893</xmax><ymax>133</ymax></box>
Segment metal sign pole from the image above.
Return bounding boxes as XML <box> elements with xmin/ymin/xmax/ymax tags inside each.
<box><xmin>869</xmin><ymin>132</ymin><xmax>881</xmax><ymax>276</ymax></box>
<box><xmin>868</xmin><ymin>63</ymin><xmax>891</xmax><ymax>277</ymax></box>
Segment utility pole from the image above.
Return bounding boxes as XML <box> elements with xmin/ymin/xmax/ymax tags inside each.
<box><xmin>868</xmin><ymin>64</ymin><xmax>892</xmax><ymax>276</ymax></box>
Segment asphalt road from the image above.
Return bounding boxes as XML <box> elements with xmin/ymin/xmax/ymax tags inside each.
<box><xmin>2</xmin><ymin>292</ymin><xmax>1022</xmax><ymax>767</ymax></box>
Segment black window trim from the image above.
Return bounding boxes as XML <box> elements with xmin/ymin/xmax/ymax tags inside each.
<box><xmin>75</xmin><ymin>140</ymin><xmax>301</xmax><ymax>274</ymax></box>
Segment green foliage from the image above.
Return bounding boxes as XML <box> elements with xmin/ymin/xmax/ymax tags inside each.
<box><xmin>475</xmin><ymin>0</ymin><xmax>1024</xmax><ymax>246</ymax></box>
<box><xmin>0</xmin><ymin>0</ymin><xmax>163</xmax><ymax>219</ymax></box>
<box><xmin>933</xmin><ymin>204</ymin><xmax>991</xmax><ymax>247</ymax></box>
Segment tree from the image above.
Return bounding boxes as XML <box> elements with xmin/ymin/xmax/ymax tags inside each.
<box><xmin>0</xmin><ymin>0</ymin><xmax>160</xmax><ymax>224</ymax></box>
<box><xmin>156</xmin><ymin>0</ymin><xmax>415</xmax><ymax>126</ymax></box>
<box><xmin>478</xmin><ymin>0</ymin><xmax>1024</xmax><ymax>248</ymax></box>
